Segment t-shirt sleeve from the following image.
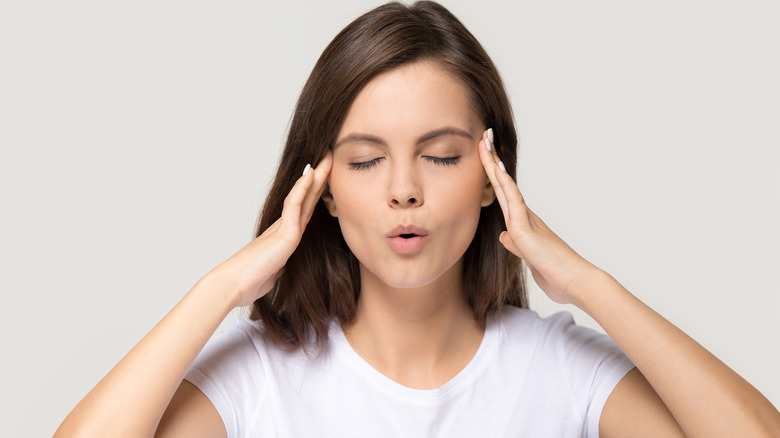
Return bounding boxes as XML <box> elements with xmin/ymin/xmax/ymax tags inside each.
<box><xmin>184</xmin><ymin>318</ymin><xmax>266</xmax><ymax>437</ymax></box>
<box><xmin>542</xmin><ymin>312</ymin><xmax>635</xmax><ymax>438</ymax></box>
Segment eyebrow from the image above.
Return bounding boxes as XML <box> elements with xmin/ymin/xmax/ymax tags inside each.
<box><xmin>333</xmin><ymin>126</ymin><xmax>474</xmax><ymax>149</ymax></box>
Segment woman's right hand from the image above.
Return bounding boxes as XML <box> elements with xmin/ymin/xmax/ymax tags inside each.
<box><xmin>205</xmin><ymin>150</ymin><xmax>333</xmax><ymax>309</ymax></box>
<box><xmin>54</xmin><ymin>150</ymin><xmax>333</xmax><ymax>438</ymax></box>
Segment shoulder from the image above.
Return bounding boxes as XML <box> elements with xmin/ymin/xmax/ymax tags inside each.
<box><xmin>183</xmin><ymin>317</ymin><xmax>310</xmax><ymax>435</ymax></box>
<box><xmin>495</xmin><ymin>305</ymin><xmax>578</xmax><ymax>340</ymax></box>
<box><xmin>498</xmin><ymin>306</ymin><xmax>603</xmax><ymax>337</ymax></box>
<box><xmin>189</xmin><ymin>316</ymin><xmax>316</xmax><ymax>367</ymax></box>
<box><xmin>197</xmin><ymin>317</ymin><xmax>268</xmax><ymax>360</ymax></box>
<box><xmin>495</xmin><ymin>306</ymin><xmax>635</xmax><ymax>436</ymax></box>
<box><xmin>184</xmin><ymin>318</ymin><xmax>270</xmax><ymax>390</ymax></box>
<box><xmin>187</xmin><ymin>316</ymin><xmax>334</xmax><ymax>385</ymax></box>
<box><xmin>495</xmin><ymin>306</ymin><xmax>631</xmax><ymax>371</ymax></box>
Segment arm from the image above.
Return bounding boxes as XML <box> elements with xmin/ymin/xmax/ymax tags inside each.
<box><xmin>54</xmin><ymin>152</ymin><xmax>332</xmax><ymax>438</ymax></box>
<box><xmin>477</xmin><ymin>130</ymin><xmax>780</xmax><ymax>437</ymax></box>
<box><xmin>54</xmin><ymin>277</ymin><xmax>231</xmax><ymax>438</ymax></box>
<box><xmin>583</xmin><ymin>271</ymin><xmax>780</xmax><ymax>437</ymax></box>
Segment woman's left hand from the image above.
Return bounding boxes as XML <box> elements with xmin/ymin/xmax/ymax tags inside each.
<box><xmin>478</xmin><ymin>129</ymin><xmax>600</xmax><ymax>306</ymax></box>
<box><xmin>479</xmin><ymin>129</ymin><xmax>780</xmax><ymax>437</ymax></box>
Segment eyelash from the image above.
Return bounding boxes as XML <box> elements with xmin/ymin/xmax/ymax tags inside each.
<box><xmin>348</xmin><ymin>155</ymin><xmax>462</xmax><ymax>171</ymax></box>
<box><xmin>428</xmin><ymin>155</ymin><xmax>461</xmax><ymax>166</ymax></box>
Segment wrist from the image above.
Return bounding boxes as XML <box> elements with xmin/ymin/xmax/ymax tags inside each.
<box><xmin>191</xmin><ymin>271</ymin><xmax>242</xmax><ymax>316</ymax></box>
<box><xmin>567</xmin><ymin>266</ymin><xmax>617</xmax><ymax>311</ymax></box>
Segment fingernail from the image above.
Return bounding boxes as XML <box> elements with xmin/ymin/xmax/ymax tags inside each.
<box><xmin>487</xmin><ymin>128</ymin><xmax>494</xmax><ymax>143</ymax></box>
<box><xmin>499</xmin><ymin>161</ymin><xmax>506</xmax><ymax>172</ymax></box>
<box><xmin>302</xmin><ymin>163</ymin><xmax>312</xmax><ymax>176</ymax></box>
<box><xmin>485</xmin><ymin>136</ymin><xmax>492</xmax><ymax>152</ymax></box>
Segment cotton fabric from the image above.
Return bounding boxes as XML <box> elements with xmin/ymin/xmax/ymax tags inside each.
<box><xmin>185</xmin><ymin>306</ymin><xmax>634</xmax><ymax>437</ymax></box>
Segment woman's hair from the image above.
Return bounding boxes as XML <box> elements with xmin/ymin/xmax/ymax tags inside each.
<box><xmin>250</xmin><ymin>0</ymin><xmax>526</xmax><ymax>351</ymax></box>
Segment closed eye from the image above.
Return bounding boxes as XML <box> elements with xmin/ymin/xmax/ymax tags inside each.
<box><xmin>348</xmin><ymin>155</ymin><xmax>461</xmax><ymax>171</ymax></box>
<box><xmin>348</xmin><ymin>158</ymin><xmax>383</xmax><ymax>171</ymax></box>
<box><xmin>426</xmin><ymin>155</ymin><xmax>461</xmax><ymax>166</ymax></box>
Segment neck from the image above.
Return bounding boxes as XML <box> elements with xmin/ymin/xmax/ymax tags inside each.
<box><xmin>342</xmin><ymin>261</ymin><xmax>486</xmax><ymax>390</ymax></box>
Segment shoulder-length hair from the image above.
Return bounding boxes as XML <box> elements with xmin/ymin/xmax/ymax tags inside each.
<box><xmin>250</xmin><ymin>0</ymin><xmax>526</xmax><ymax>351</ymax></box>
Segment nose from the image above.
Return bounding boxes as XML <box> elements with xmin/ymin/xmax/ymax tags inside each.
<box><xmin>388</xmin><ymin>163</ymin><xmax>423</xmax><ymax>208</ymax></box>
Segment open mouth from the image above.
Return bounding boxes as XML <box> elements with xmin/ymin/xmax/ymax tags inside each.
<box><xmin>399</xmin><ymin>233</ymin><xmax>417</xmax><ymax>239</ymax></box>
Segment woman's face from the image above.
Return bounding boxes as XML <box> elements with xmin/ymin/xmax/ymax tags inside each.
<box><xmin>324</xmin><ymin>60</ymin><xmax>494</xmax><ymax>290</ymax></box>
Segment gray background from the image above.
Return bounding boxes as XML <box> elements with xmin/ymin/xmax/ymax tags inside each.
<box><xmin>2</xmin><ymin>1</ymin><xmax>778</xmax><ymax>436</ymax></box>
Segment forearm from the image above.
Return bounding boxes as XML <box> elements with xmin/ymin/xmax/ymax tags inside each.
<box><xmin>55</xmin><ymin>275</ymin><xmax>234</xmax><ymax>438</ymax></box>
<box><xmin>576</xmin><ymin>270</ymin><xmax>780</xmax><ymax>437</ymax></box>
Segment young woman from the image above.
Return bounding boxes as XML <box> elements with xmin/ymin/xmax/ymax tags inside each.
<box><xmin>56</xmin><ymin>2</ymin><xmax>780</xmax><ymax>437</ymax></box>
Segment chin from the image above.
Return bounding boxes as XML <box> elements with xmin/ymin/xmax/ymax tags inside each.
<box><xmin>380</xmin><ymin>277</ymin><xmax>436</xmax><ymax>290</ymax></box>
<box><xmin>369</xmin><ymin>263</ymin><xmax>456</xmax><ymax>290</ymax></box>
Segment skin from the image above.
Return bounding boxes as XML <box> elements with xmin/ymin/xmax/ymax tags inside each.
<box><xmin>479</xmin><ymin>120</ymin><xmax>780</xmax><ymax>436</ymax></box>
<box><xmin>54</xmin><ymin>60</ymin><xmax>780</xmax><ymax>437</ymax></box>
<box><xmin>322</xmin><ymin>61</ymin><xmax>493</xmax><ymax>388</ymax></box>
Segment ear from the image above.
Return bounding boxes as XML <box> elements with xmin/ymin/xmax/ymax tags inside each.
<box><xmin>321</xmin><ymin>183</ymin><xmax>338</xmax><ymax>217</ymax></box>
<box><xmin>480</xmin><ymin>179</ymin><xmax>496</xmax><ymax>207</ymax></box>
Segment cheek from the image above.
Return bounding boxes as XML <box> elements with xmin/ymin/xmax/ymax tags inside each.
<box><xmin>432</xmin><ymin>162</ymin><xmax>487</xmax><ymax>209</ymax></box>
<box><xmin>328</xmin><ymin>177</ymin><xmax>382</xmax><ymax>269</ymax></box>
<box><xmin>438</xmin><ymin>185</ymin><xmax>483</xmax><ymax>232</ymax></box>
<box><xmin>423</xmin><ymin>177</ymin><xmax>485</xmax><ymax>251</ymax></box>
<box><xmin>329</xmin><ymin>170</ymin><xmax>370</xmax><ymax>215</ymax></box>
<box><xmin>327</xmin><ymin>170</ymin><xmax>380</xmax><ymax>243</ymax></box>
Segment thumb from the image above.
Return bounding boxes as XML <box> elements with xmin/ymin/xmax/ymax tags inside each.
<box><xmin>499</xmin><ymin>231</ymin><xmax>523</xmax><ymax>258</ymax></box>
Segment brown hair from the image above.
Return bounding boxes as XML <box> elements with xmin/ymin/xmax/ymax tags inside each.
<box><xmin>250</xmin><ymin>0</ymin><xmax>526</xmax><ymax>351</ymax></box>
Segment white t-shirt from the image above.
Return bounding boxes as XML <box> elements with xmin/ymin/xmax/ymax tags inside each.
<box><xmin>185</xmin><ymin>306</ymin><xmax>634</xmax><ymax>437</ymax></box>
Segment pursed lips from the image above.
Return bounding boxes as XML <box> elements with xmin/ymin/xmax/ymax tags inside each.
<box><xmin>385</xmin><ymin>224</ymin><xmax>429</xmax><ymax>238</ymax></box>
<box><xmin>385</xmin><ymin>224</ymin><xmax>430</xmax><ymax>254</ymax></box>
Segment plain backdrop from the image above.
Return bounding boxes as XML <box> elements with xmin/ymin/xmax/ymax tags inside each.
<box><xmin>2</xmin><ymin>1</ymin><xmax>778</xmax><ymax>436</ymax></box>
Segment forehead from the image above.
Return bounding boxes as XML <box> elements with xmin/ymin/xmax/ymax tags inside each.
<box><xmin>337</xmin><ymin>60</ymin><xmax>482</xmax><ymax>142</ymax></box>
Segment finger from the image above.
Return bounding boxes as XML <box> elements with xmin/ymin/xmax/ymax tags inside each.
<box><xmin>279</xmin><ymin>160</ymin><xmax>317</xmax><ymax>231</ymax></box>
<box><xmin>486</xmin><ymin>135</ymin><xmax>514</xmax><ymax>218</ymax></box>
<box><xmin>493</xmin><ymin>158</ymin><xmax>530</xmax><ymax>229</ymax></box>
<box><xmin>522</xmin><ymin>202</ymin><xmax>551</xmax><ymax>234</ymax></box>
<box><xmin>299</xmin><ymin>150</ymin><xmax>333</xmax><ymax>223</ymax></box>
<box><xmin>477</xmin><ymin>129</ymin><xmax>498</xmax><ymax>172</ymax></box>
<box><xmin>477</xmin><ymin>131</ymin><xmax>509</xmax><ymax>215</ymax></box>
<box><xmin>478</xmin><ymin>131</ymin><xmax>515</xmax><ymax>230</ymax></box>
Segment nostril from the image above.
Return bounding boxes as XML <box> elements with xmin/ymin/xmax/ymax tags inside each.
<box><xmin>389</xmin><ymin>195</ymin><xmax>422</xmax><ymax>207</ymax></box>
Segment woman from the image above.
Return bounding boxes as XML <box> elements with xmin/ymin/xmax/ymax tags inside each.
<box><xmin>56</xmin><ymin>2</ymin><xmax>780</xmax><ymax>437</ymax></box>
